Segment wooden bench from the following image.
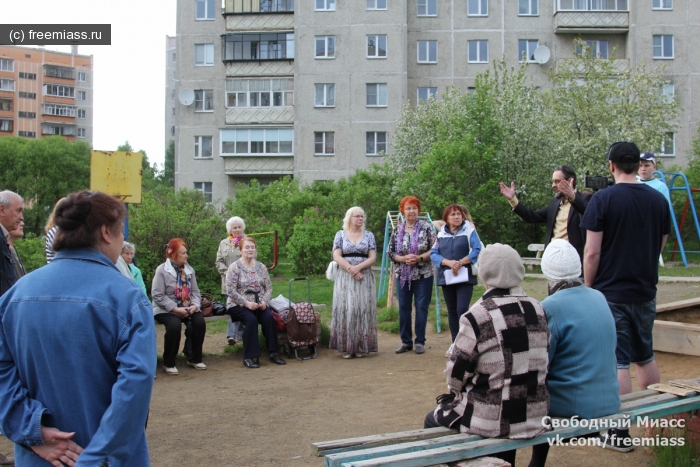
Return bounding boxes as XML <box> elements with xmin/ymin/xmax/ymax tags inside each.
<box><xmin>521</xmin><ymin>244</ymin><xmax>544</xmax><ymax>271</ymax></box>
<box><xmin>313</xmin><ymin>383</ymin><xmax>700</xmax><ymax>467</ymax></box>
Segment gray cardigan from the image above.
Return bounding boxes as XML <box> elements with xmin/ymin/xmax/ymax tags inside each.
<box><xmin>151</xmin><ymin>260</ymin><xmax>201</xmax><ymax>315</ymax></box>
<box><xmin>214</xmin><ymin>237</ymin><xmax>241</xmax><ymax>295</ymax></box>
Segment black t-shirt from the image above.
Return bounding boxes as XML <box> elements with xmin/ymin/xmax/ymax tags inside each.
<box><xmin>580</xmin><ymin>183</ymin><xmax>670</xmax><ymax>303</ymax></box>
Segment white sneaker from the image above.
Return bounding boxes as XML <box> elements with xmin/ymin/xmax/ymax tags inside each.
<box><xmin>187</xmin><ymin>361</ymin><xmax>207</xmax><ymax>370</ymax></box>
<box><xmin>445</xmin><ymin>343</ymin><xmax>454</xmax><ymax>358</ymax></box>
<box><xmin>163</xmin><ymin>366</ymin><xmax>179</xmax><ymax>375</ymax></box>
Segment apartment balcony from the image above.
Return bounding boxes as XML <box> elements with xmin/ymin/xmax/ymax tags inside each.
<box><xmin>0</xmin><ymin>118</ymin><xmax>12</xmax><ymax>133</ymax></box>
<box><xmin>225</xmin><ymin>106</ymin><xmax>293</xmax><ymax>125</ymax></box>
<box><xmin>43</xmin><ymin>64</ymin><xmax>76</xmax><ymax>80</ymax></box>
<box><xmin>41</xmin><ymin>121</ymin><xmax>76</xmax><ymax>136</ymax></box>
<box><xmin>221</xmin><ymin>33</ymin><xmax>294</xmax><ymax>62</ymax></box>
<box><xmin>554</xmin><ymin>11</ymin><xmax>629</xmax><ymax>34</ymax></box>
<box><xmin>225</xmin><ymin>11</ymin><xmax>294</xmax><ymax>31</ymax></box>
<box><xmin>556</xmin><ymin>58</ymin><xmax>630</xmax><ymax>74</ymax></box>
<box><xmin>0</xmin><ymin>98</ymin><xmax>12</xmax><ymax>115</ymax></box>
<box><xmin>223</xmin><ymin>156</ymin><xmax>294</xmax><ymax>176</ymax></box>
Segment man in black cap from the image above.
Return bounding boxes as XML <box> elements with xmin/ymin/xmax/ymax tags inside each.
<box><xmin>580</xmin><ymin>141</ymin><xmax>671</xmax><ymax>452</ymax></box>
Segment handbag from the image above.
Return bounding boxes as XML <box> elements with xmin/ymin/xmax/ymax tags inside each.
<box><xmin>325</xmin><ymin>260</ymin><xmax>339</xmax><ymax>281</ymax></box>
<box><xmin>200</xmin><ymin>298</ymin><xmax>213</xmax><ymax>317</ymax></box>
<box><xmin>212</xmin><ymin>300</ymin><xmax>227</xmax><ymax>316</ymax></box>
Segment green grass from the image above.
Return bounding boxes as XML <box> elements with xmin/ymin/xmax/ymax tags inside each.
<box><xmin>650</xmin><ymin>429</ymin><xmax>700</xmax><ymax>467</ymax></box>
<box><xmin>659</xmin><ymin>265</ymin><xmax>700</xmax><ymax>277</ymax></box>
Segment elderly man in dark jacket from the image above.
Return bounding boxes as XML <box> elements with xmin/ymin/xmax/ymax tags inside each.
<box><xmin>0</xmin><ymin>190</ymin><xmax>23</xmax><ymax>298</ymax></box>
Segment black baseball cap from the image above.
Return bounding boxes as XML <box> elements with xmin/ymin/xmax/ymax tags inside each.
<box><xmin>607</xmin><ymin>141</ymin><xmax>640</xmax><ymax>163</ymax></box>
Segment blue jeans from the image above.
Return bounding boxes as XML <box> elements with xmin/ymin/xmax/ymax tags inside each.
<box><xmin>441</xmin><ymin>283</ymin><xmax>474</xmax><ymax>342</ymax></box>
<box><xmin>397</xmin><ymin>275</ymin><xmax>433</xmax><ymax>346</ymax></box>
<box><xmin>607</xmin><ymin>299</ymin><xmax>656</xmax><ymax>369</ymax></box>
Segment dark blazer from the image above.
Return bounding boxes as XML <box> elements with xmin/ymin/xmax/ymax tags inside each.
<box><xmin>512</xmin><ymin>191</ymin><xmax>591</xmax><ymax>261</ymax></box>
<box><xmin>0</xmin><ymin>231</ymin><xmax>17</xmax><ymax>297</ymax></box>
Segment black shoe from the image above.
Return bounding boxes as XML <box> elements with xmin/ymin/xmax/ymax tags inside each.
<box><xmin>243</xmin><ymin>358</ymin><xmax>260</xmax><ymax>369</ymax></box>
<box><xmin>415</xmin><ymin>344</ymin><xmax>425</xmax><ymax>354</ymax></box>
<box><xmin>395</xmin><ymin>344</ymin><xmax>413</xmax><ymax>354</ymax></box>
<box><xmin>598</xmin><ymin>429</ymin><xmax>634</xmax><ymax>452</ymax></box>
<box><xmin>270</xmin><ymin>352</ymin><xmax>286</xmax><ymax>365</ymax></box>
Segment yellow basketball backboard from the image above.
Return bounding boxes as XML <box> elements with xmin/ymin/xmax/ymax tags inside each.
<box><xmin>90</xmin><ymin>150</ymin><xmax>143</xmax><ymax>204</ymax></box>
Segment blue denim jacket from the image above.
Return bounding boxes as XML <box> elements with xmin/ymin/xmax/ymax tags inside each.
<box><xmin>0</xmin><ymin>248</ymin><xmax>156</xmax><ymax>466</ymax></box>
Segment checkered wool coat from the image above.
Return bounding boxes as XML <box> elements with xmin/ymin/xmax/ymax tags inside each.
<box><xmin>434</xmin><ymin>286</ymin><xmax>550</xmax><ymax>439</ymax></box>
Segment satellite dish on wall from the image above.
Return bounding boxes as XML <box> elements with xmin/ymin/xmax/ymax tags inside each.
<box><xmin>533</xmin><ymin>46</ymin><xmax>551</xmax><ymax>65</ymax></box>
<box><xmin>179</xmin><ymin>88</ymin><xmax>195</xmax><ymax>106</ymax></box>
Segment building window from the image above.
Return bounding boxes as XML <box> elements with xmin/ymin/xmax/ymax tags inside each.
<box><xmin>467</xmin><ymin>87</ymin><xmax>476</xmax><ymax>93</ymax></box>
<box><xmin>78</xmin><ymin>72</ymin><xmax>86</xmax><ymax>81</ymax></box>
<box><xmin>661</xmin><ymin>82</ymin><xmax>674</xmax><ymax>102</ymax></box>
<box><xmin>367</xmin><ymin>35</ymin><xmax>387</xmax><ymax>58</ymax></box>
<box><xmin>417</xmin><ymin>87</ymin><xmax>437</xmax><ymax>102</ymax></box>
<box><xmin>0</xmin><ymin>79</ymin><xmax>14</xmax><ymax>92</ymax></box>
<box><xmin>195</xmin><ymin>90</ymin><xmax>214</xmax><ymax>111</ymax></box>
<box><xmin>0</xmin><ymin>99</ymin><xmax>11</xmax><ymax>111</ymax></box>
<box><xmin>314</xmin><ymin>83</ymin><xmax>335</xmax><ymax>107</ymax></box>
<box><xmin>171</xmin><ymin>89</ymin><xmax>175</xmax><ymax>99</ymax></box>
<box><xmin>659</xmin><ymin>132</ymin><xmax>675</xmax><ymax>156</ymax></box>
<box><xmin>171</xmin><ymin>126</ymin><xmax>175</xmax><ymax>136</ymax></box>
<box><xmin>222</xmin><ymin>33</ymin><xmax>295</xmax><ymax>61</ymax></box>
<box><xmin>42</xmin><ymin>124</ymin><xmax>75</xmax><ymax>136</ymax></box>
<box><xmin>172</xmin><ymin>71</ymin><xmax>176</xmax><ymax>80</ymax></box>
<box><xmin>557</xmin><ymin>0</ymin><xmax>628</xmax><ymax>11</ymax></box>
<box><xmin>78</xmin><ymin>109</ymin><xmax>86</xmax><ymax>118</ymax></box>
<box><xmin>652</xmin><ymin>0</ymin><xmax>672</xmax><ymax>9</ymax></box>
<box><xmin>366</xmin><ymin>131</ymin><xmax>387</xmax><ymax>155</ymax></box>
<box><xmin>44</xmin><ymin>84</ymin><xmax>74</xmax><ymax>97</ymax></box>
<box><xmin>518</xmin><ymin>39</ymin><xmax>539</xmax><ymax>62</ymax></box>
<box><xmin>195</xmin><ymin>43</ymin><xmax>215</xmax><ymax>66</ymax></box>
<box><xmin>417</xmin><ymin>0</ymin><xmax>437</xmax><ymax>16</ymax></box>
<box><xmin>18</xmin><ymin>131</ymin><xmax>36</xmax><ymax>138</ymax></box>
<box><xmin>196</xmin><ymin>0</ymin><xmax>215</xmax><ymax>19</ymax></box>
<box><xmin>316</xmin><ymin>36</ymin><xmax>336</xmax><ymax>59</ymax></box>
<box><xmin>653</xmin><ymin>35</ymin><xmax>674</xmax><ymax>59</ymax></box>
<box><xmin>19</xmin><ymin>72</ymin><xmax>37</xmax><ymax>80</ymax></box>
<box><xmin>227</xmin><ymin>0</ymin><xmax>294</xmax><ymax>12</ymax></box>
<box><xmin>77</xmin><ymin>128</ymin><xmax>86</xmax><ymax>138</ymax></box>
<box><xmin>193</xmin><ymin>182</ymin><xmax>213</xmax><ymax>203</ymax></box>
<box><xmin>172</xmin><ymin>107</ymin><xmax>175</xmax><ymax>116</ymax></box>
<box><xmin>19</xmin><ymin>92</ymin><xmax>36</xmax><ymax>99</ymax></box>
<box><xmin>194</xmin><ymin>136</ymin><xmax>213</xmax><ymax>158</ymax></box>
<box><xmin>221</xmin><ymin>128</ymin><xmax>293</xmax><ymax>155</ymax></box>
<box><xmin>314</xmin><ymin>132</ymin><xmax>335</xmax><ymax>155</ymax></box>
<box><xmin>575</xmin><ymin>40</ymin><xmax>609</xmax><ymax>58</ymax></box>
<box><xmin>0</xmin><ymin>120</ymin><xmax>13</xmax><ymax>132</ymax></box>
<box><xmin>172</xmin><ymin>52</ymin><xmax>176</xmax><ymax>62</ymax></box>
<box><xmin>417</xmin><ymin>40</ymin><xmax>438</xmax><ymax>63</ymax></box>
<box><xmin>366</xmin><ymin>0</ymin><xmax>386</xmax><ymax>9</ymax></box>
<box><xmin>366</xmin><ymin>83</ymin><xmax>388</xmax><ymax>107</ymax></box>
<box><xmin>226</xmin><ymin>78</ymin><xmax>293</xmax><ymax>107</ymax></box>
<box><xmin>316</xmin><ymin>0</ymin><xmax>335</xmax><ymax>11</ymax></box>
<box><xmin>43</xmin><ymin>65</ymin><xmax>75</xmax><ymax>79</ymax></box>
<box><xmin>18</xmin><ymin>111</ymin><xmax>36</xmax><ymax>119</ymax></box>
<box><xmin>43</xmin><ymin>104</ymin><xmax>76</xmax><ymax>117</ymax></box>
<box><xmin>468</xmin><ymin>0</ymin><xmax>488</xmax><ymax>16</ymax></box>
<box><xmin>0</xmin><ymin>59</ymin><xmax>13</xmax><ymax>72</ymax></box>
<box><xmin>77</xmin><ymin>91</ymin><xmax>86</xmax><ymax>100</ymax></box>
<box><xmin>519</xmin><ymin>0</ymin><xmax>538</xmax><ymax>15</ymax></box>
<box><xmin>468</xmin><ymin>40</ymin><xmax>488</xmax><ymax>63</ymax></box>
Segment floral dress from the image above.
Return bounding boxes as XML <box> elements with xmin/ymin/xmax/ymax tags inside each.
<box><xmin>329</xmin><ymin>230</ymin><xmax>378</xmax><ymax>355</ymax></box>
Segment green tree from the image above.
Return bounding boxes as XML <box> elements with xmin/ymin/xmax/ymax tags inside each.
<box><xmin>117</xmin><ymin>140</ymin><xmax>162</xmax><ymax>191</ymax></box>
<box><xmin>161</xmin><ymin>140</ymin><xmax>175</xmax><ymax>187</ymax></box>
<box><xmin>287</xmin><ymin>206</ymin><xmax>339</xmax><ymax>275</ymax></box>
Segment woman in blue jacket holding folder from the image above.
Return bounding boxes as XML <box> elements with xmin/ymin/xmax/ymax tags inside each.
<box><xmin>431</xmin><ymin>204</ymin><xmax>481</xmax><ymax>353</ymax></box>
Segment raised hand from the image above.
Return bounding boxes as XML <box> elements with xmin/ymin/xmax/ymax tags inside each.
<box><xmin>499</xmin><ymin>181</ymin><xmax>516</xmax><ymax>200</ymax></box>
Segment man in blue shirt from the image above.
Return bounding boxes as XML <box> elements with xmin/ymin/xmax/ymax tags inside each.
<box><xmin>637</xmin><ymin>152</ymin><xmax>671</xmax><ymax>204</ymax></box>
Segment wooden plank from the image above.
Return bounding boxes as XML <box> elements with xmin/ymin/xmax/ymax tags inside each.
<box><xmin>656</xmin><ymin>297</ymin><xmax>700</xmax><ymax>313</ymax></box>
<box><xmin>312</xmin><ymin>427</ymin><xmax>455</xmax><ymax>456</ymax></box>
<box><xmin>653</xmin><ymin>320</ymin><xmax>700</xmax><ymax>357</ymax></box>
<box><xmin>647</xmin><ymin>383</ymin><xmax>697</xmax><ymax>397</ymax></box>
<box><xmin>527</xmin><ymin>244</ymin><xmax>545</xmax><ymax>252</ymax></box>
<box><xmin>669</xmin><ymin>379</ymin><xmax>700</xmax><ymax>392</ymax></box>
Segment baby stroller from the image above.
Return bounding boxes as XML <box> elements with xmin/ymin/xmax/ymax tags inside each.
<box><xmin>283</xmin><ymin>278</ymin><xmax>318</xmax><ymax>361</ymax></box>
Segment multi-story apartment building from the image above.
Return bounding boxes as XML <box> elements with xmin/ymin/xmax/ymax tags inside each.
<box><xmin>170</xmin><ymin>0</ymin><xmax>698</xmax><ymax>203</ymax></box>
<box><xmin>0</xmin><ymin>45</ymin><xmax>93</xmax><ymax>144</ymax></box>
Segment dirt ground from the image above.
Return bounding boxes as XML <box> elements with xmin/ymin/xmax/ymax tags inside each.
<box><xmin>1</xmin><ymin>279</ymin><xmax>699</xmax><ymax>466</ymax></box>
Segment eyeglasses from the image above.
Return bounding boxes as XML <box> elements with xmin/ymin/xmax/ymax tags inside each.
<box><xmin>551</xmin><ymin>179</ymin><xmax>566</xmax><ymax>184</ymax></box>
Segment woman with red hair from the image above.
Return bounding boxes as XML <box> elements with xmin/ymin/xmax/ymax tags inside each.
<box><xmin>152</xmin><ymin>238</ymin><xmax>207</xmax><ymax>375</ymax></box>
<box><xmin>386</xmin><ymin>196</ymin><xmax>436</xmax><ymax>354</ymax></box>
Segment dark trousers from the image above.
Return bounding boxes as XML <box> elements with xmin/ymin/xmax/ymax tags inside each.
<box><xmin>227</xmin><ymin>305</ymin><xmax>278</xmax><ymax>360</ymax></box>
<box><xmin>441</xmin><ymin>283</ymin><xmax>474</xmax><ymax>342</ymax></box>
<box><xmin>155</xmin><ymin>312</ymin><xmax>206</xmax><ymax>367</ymax></box>
<box><xmin>396</xmin><ymin>275</ymin><xmax>433</xmax><ymax>346</ymax></box>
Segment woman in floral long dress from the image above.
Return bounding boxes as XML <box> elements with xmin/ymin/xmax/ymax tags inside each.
<box><xmin>329</xmin><ymin>206</ymin><xmax>378</xmax><ymax>358</ymax></box>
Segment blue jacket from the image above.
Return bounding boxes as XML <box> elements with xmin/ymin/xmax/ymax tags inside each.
<box><xmin>430</xmin><ymin>221</ymin><xmax>481</xmax><ymax>286</ymax></box>
<box><xmin>0</xmin><ymin>248</ymin><xmax>156</xmax><ymax>466</ymax></box>
<box><xmin>542</xmin><ymin>286</ymin><xmax>620</xmax><ymax>419</ymax></box>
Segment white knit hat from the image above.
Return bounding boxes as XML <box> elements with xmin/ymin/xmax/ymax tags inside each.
<box><xmin>541</xmin><ymin>239</ymin><xmax>581</xmax><ymax>281</ymax></box>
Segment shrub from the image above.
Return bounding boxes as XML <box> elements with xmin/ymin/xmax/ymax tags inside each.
<box><xmin>286</xmin><ymin>207</ymin><xmax>338</xmax><ymax>275</ymax></box>
<box><xmin>14</xmin><ymin>233</ymin><xmax>46</xmax><ymax>273</ymax></box>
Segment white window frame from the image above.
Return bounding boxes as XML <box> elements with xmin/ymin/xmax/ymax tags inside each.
<box><xmin>518</xmin><ymin>39</ymin><xmax>539</xmax><ymax>63</ymax></box>
<box><xmin>78</xmin><ymin>72</ymin><xmax>86</xmax><ymax>82</ymax></box>
<box><xmin>366</xmin><ymin>0</ymin><xmax>387</xmax><ymax>10</ymax></box>
<box><xmin>195</xmin><ymin>0</ymin><xmax>215</xmax><ymax>20</ymax></box>
<box><xmin>468</xmin><ymin>40</ymin><xmax>488</xmax><ymax>63</ymax></box>
<box><xmin>194</xmin><ymin>136</ymin><xmax>213</xmax><ymax>159</ymax></box>
<box><xmin>0</xmin><ymin>79</ymin><xmax>15</xmax><ymax>92</ymax></box>
<box><xmin>653</xmin><ymin>35</ymin><xmax>674</xmax><ymax>59</ymax></box>
<box><xmin>220</xmin><ymin>128</ymin><xmax>294</xmax><ymax>155</ymax></box>
<box><xmin>78</xmin><ymin>109</ymin><xmax>86</xmax><ymax>119</ymax></box>
<box><xmin>43</xmin><ymin>104</ymin><xmax>77</xmax><ymax>117</ymax></box>
<box><xmin>195</xmin><ymin>89</ymin><xmax>214</xmax><ymax>112</ymax></box>
<box><xmin>77</xmin><ymin>90</ymin><xmax>86</xmax><ymax>100</ymax></box>
<box><xmin>417</xmin><ymin>40</ymin><xmax>438</xmax><ymax>63</ymax></box>
<box><xmin>366</xmin><ymin>131</ymin><xmax>387</xmax><ymax>155</ymax></box>
<box><xmin>366</xmin><ymin>83</ymin><xmax>388</xmax><ymax>107</ymax></box>
<box><xmin>193</xmin><ymin>182</ymin><xmax>213</xmax><ymax>203</ymax></box>
<box><xmin>575</xmin><ymin>40</ymin><xmax>609</xmax><ymax>58</ymax></box>
<box><xmin>659</xmin><ymin>132</ymin><xmax>675</xmax><ymax>157</ymax></box>
<box><xmin>315</xmin><ymin>36</ymin><xmax>336</xmax><ymax>59</ymax></box>
<box><xmin>314</xmin><ymin>83</ymin><xmax>335</xmax><ymax>107</ymax></box>
<box><xmin>0</xmin><ymin>59</ymin><xmax>13</xmax><ymax>72</ymax></box>
<box><xmin>417</xmin><ymin>0</ymin><xmax>437</xmax><ymax>16</ymax></box>
<box><xmin>519</xmin><ymin>0</ymin><xmax>539</xmax><ymax>15</ymax></box>
<box><xmin>557</xmin><ymin>0</ymin><xmax>628</xmax><ymax>11</ymax></box>
<box><xmin>652</xmin><ymin>0</ymin><xmax>672</xmax><ymax>9</ymax></box>
<box><xmin>195</xmin><ymin>43</ymin><xmax>215</xmax><ymax>66</ymax></box>
<box><xmin>417</xmin><ymin>87</ymin><xmax>438</xmax><ymax>102</ymax></box>
<box><xmin>77</xmin><ymin>128</ymin><xmax>86</xmax><ymax>138</ymax></box>
<box><xmin>468</xmin><ymin>0</ymin><xmax>488</xmax><ymax>16</ymax></box>
<box><xmin>0</xmin><ymin>119</ymin><xmax>12</xmax><ymax>132</ymax></box>
<box><xmin>661</xmin><ymin>82</ymin><xmax>674</xmax><ymax>102</ymax></box>
<box><xmin>314</xmin><ymin>131</ymin><xmax>335</xmax><ymax>156</ymax></box>
<box><xmin>315</xmin><ymin>0</ymin><xmax>336</xmax><ymax>11</ymax></box>
<box><xmin>367</xmin><ymin>35</ymin><xmax>387</xmax><ymax>58</ymax></box>
<box><xmin>44</xmin><ymin>84</ymin><xmax>74</xmax><ymax>97</ymax></box>
<box><xmin>225</xmin><ymin>78</ymin><xmax>293</xmax><ymax>108</ymax></box>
